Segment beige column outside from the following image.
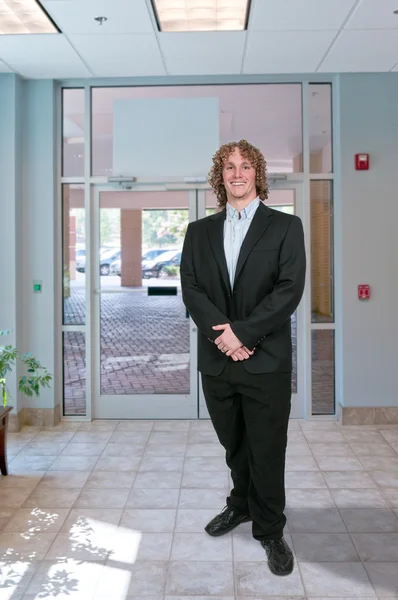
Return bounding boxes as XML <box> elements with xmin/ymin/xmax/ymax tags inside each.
<box><xmin>121</xmin><ymin>209</ymin><xmax>142</xmax><ymax>286</ymax></box>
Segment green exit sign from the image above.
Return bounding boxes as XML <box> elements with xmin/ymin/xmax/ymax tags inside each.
<box><xmin>33</xmin><ymin>281</ymin><xmax>42</xmax><ymax>293</ymax></box>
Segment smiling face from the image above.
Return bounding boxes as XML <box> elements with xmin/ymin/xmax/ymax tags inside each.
<box><xmin>222</xmin><ymin>147</ymin><xmax>257</xmax><ymax>206</ymax></box>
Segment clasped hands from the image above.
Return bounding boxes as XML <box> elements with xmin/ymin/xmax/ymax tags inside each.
<box><xmin>212</xmin><ymin>323</ymin><xmax>254</xmax><ymax>362</ymax></box>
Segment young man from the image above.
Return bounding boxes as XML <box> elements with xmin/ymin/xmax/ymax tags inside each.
<box><xmin>180</xmin><ymin>140</ymin><xmax>306</xmax><ymax>576</ymax></box>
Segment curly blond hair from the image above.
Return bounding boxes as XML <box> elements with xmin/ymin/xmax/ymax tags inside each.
<box><xmin>208</xmin><ymin>139</ymin><xmax>269</xmax><ymax>208</ymax></box>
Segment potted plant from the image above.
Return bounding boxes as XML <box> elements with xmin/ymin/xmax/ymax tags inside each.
<box><xmin>0</xmin><ymin>329</ymin><xmax>52</xmax><ymax>475</ymax></box>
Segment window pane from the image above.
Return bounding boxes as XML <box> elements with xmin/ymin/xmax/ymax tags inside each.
<box><xmin>311</xmin><ymin>180</ymin><xmax>334</xmax><ymax>323</ymax></box>
<box><xmin>92</xmin><ymin>84</ymin><xmax>303</xmax><ymax>176</ymax></box>
<box><xmin>63</xmin><ymin>184</ymin><xmax>85</xmax><ymax>325</ymax></box>
<box><xmin>63</xmin><ymin>331</ymin><xmax>86</xmax><ymax>416</ymax></box>
<box><xmin>309</xmin><ymin>83</ymin><xmax>332</xmax><ymax>173</ymax></box>
<box><xmin>62</xmin><ymin>88</ymin><xmax>84</xmax><ymax>177</ymax></box>
<box><xmin>312</xmin><ymin>329</ymin><xmax>335</xmax><ymax>415</ymax></box>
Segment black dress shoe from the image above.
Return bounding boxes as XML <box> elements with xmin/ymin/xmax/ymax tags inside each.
<box><xmin>205</xmin><ymin>506</ymin><xmax>251</xmax><ymax>537</ymax></box>
<box><xmin>261</xmin><ymin>537</ymin><xmax>294</xmax><ymax>576</ymax></box>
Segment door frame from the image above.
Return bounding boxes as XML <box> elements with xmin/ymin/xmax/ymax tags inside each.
<box><xmin>90</xmin><ymin>184</ymin><xmax>199</xmax><ymax>419</ymax></box>
<box><xmin>197</xmin><ymin>182</ymin><xmax>309</xmax><ymax>419</ymax></box>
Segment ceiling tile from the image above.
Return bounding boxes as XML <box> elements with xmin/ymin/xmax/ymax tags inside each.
<box><xmin>319</xmin><ymin>30</ymin><xmax>398</xmax><ymax>72</ymax></box>
<box><xmin>68</xmin><ymin>34</ymin><xmax>166</xmax><ymax>77</ymax></box>
<box><xmin>243</xmin><ymin>31</ymin><xmax>337</xmax><ymax>74</ymax></box>
<box><xmin>249</xmin><ymin>0</ymin><xmax>357</xmax><ymax>31</ymax></box>
<box><xmin>41</xmin><ymin>0</ymin><xmax>155</xmax><ymax>34</ymax></box>
<box><xmin>346</xmin><ymin>0</ymin><xmax>398</xmax><ymax>30</ymax></box>
<box><xmin>0</xmin><ymin>34</ymin><xmax>91</xmax><ymax>78</ymax></box>
<box><xmin>159</xmin><ymin>31</ymin><xmax>246</xmax><ymax>75</ymax></box>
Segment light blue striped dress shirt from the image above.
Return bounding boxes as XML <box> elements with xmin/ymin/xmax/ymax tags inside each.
<box><xmin>224</xmin><ymin>197</ymin><xmax>260</xmax><ymax>289</ymax></box>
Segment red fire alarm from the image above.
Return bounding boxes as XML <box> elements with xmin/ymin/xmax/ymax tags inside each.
<box><xmin>355</xmin><ymin>153</ymin><xmax>369</xmax><ymax>170</ymax></box>
<box><xmin>358</xmin><ymin>284</ymin><xmax>370</xmax><ymax>300</ymax></box>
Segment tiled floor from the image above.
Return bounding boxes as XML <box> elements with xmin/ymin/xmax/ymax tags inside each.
<box><xmin>1</xmin><ymin>419</ymin><xmax>398</xmax><ymax>599</ymax></box>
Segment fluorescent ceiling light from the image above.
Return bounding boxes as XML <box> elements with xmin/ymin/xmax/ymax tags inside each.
<box><xmin>0</xmin><ymin>0</ymin><xmax>59</xmax><ymax>35</ymax></box>
<box><xmin>151</xmin><ymin>0</ymin><xmax>251</xmax><ymax>32</ymax></box>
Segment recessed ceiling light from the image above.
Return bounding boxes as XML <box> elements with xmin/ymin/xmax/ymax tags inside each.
<box><xmin>0</xmin><ymin>0</ymin><xmax>59</xmax><ymax>35</ymax></box>
<box><xmin>150</xmin><ymin>0</ymin><xmax>251</xmax><ymax>32</ymax></box>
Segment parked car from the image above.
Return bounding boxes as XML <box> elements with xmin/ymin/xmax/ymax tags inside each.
<box><xmin>110</xmin><ymin>258</ymin><xmax>121</xmax><ymax>276</ymax></box>
<box><xmin>142</xmin><ymin>249</ymin><xmax>182</xmax><ymax>278</ymax></box>
<box><xmin>142</xmin><ymin>248</ymin><xmax>176</xmax><ymax>263</ymax></box>
<box><xmin>100</xmin><ymin>249</ymin><xmax>121</xmax><ymax>276</ymax></box>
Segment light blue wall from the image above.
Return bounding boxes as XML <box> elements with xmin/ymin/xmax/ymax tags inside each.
<box><xmin>339</xmin><ymin>73</ymin><xmax>398</xmax><ymax>407</ymax></box>
<box><xmin>0</xmin><ymin>74</ymin><xmax>24</xmax><ymax>411</ymax></box>
<box><xmin>22</xmin><ymin>80</ymin><xmax>58</xmax><ymax>410</ymax></box>
<box><xmin>0</xmin><ymin>76</ymin><xmax>57</xmax><ymax>412</ymax></box>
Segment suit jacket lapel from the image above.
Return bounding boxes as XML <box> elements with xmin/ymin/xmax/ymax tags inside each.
<box><xmin>233</xmin><ymin>202</ymin><xmax>273</xmax><ymax>289</ymax></box>
<box><xmin>207</xmin><ymin>209</ymin><xmax>231</xmax><ymax>295</ymax></box>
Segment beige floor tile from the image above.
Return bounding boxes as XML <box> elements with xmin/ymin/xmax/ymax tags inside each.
<box><xmin>286</xmin><ymin>442</ymin><xmax>312</xmax><ymax>456</ymax></box>
<box><xmin>49</xmin><ymin>455</ymin><xmax>99</xmax><ymax>472</ymax></box>
<box><xmin>23</xmin><ymin>486</ymin><xmax>81</xmax><ymax>509</ymax></box>
<box><xmin>115</xmin><ymin>420</ymin><xmax>154</xmax><ymax>431</ymax></box>
<box><xmin>0</xmin><ymin>559</ymin><xmax>38</xmax><ymax>598</ymax></box>
<box><xmin>32</xmin><ymin>431</ymin><xmax>74</xmax><ymax>443</ymax></box>
<box><xmin>134</xmin><ymin>532</ymin><xmax>173</xmax><ymax>561</ymax></box>
<box><xmin>309</xmin><ymin>442</ymin><xmax>356</xmax><ymax>457</ymax></box>
<box><xmin>351</xmin><ymin>532</ymin><xmax>398</xmax><ymax>561</ymax></box>
<box><xmin>171</xmin><ymin>532</ymin><xmax>232</xmax><ymax>561</ymax></box>
<box><xmin>331</xmin><ymin>488</ymin><xmax>389</xmax><ymax>508</ymax></box>
<box><xmin>133</xmin><ymin>471</ymin><xmax>182</xmax><ymax>489</ymax></box>
<box><xmin>95</xmin><ymin>561</ymin><xmax>168</xmax><ymax>596</ymax></box>
<box><xmin>61</xmin><ymin>509</ymin><xmax>122</xmax><ymax>532</ymax></box>
<box><xmin>10</xmin><ymin>455</ymin><xmax>57</xmax><ymax>471</ymax></box>
<box><xmin>286</xmin><ymin>455</ymin><xmax>319</xmax><ymax>471</ymax></box>
<box><xmin>23</xmin><ymin>558</ymin><xmax>104</xmax><ymax>600</ymax></box>
<box><xmin>0</xmin><ymin>531</ymin><xmax>57</xmax><ymax>561</ymax></box>
<box><xmin>0</xmin><ymin>474</ymin><xmax>42</xmax><ymax>489</ymax></box>
<box><xmin>285</xmin><ymin>471</ymin><xmax>327</xmax><ymax>489</ymax></box>
<box><xmin>101</xmin><ymin>442</ymin><xmax>146</xmax><ymax>457</ymax></box>
<box><xmin>74</xmin><ymin>487</ymin><xmax>130</xmax><ymax>509</ymax></box>
<box><xmin>287</xmin><ymin>431</ymin><xmax>306</xmax><ymax>443</ymax></box>
<box><xmin>70</xmin><ymin>431</ymin><xmax>113</xmax><ymax>444</ymax></box>
<box><xmin>167</xmin><ymin>561</ymin><xmax>234</xmax><ymax>596</ymax></box>
<box><xmin>360</xmin><ymin>456</ymin><xmax>398</xmax><ymax>470</ymax></box>
<box><xmin>382</xmin><ymin>488</ymin><xmax>398</xmax><ymax>508</ymax></box>
<box><xmin>126</xmin><ymin>488</ymin><xmax>180</xmax><ymax>509</ymax></box>
<box><xmin>39</xmin><ymin>471</ymin><xmax>90</xmax><ymax>489</ymax></box>
<box><xmin>185</xmin><ymin>443</ymin><xmax>225</xmax><ymax>457</ymax></box>
<box><xmin>153</xmin><ymin>420</ymin><xmax>190</xmax><ymax>432</ymax></box>
<box><xmin>3</xmin><ymin>508</ymin><xmax>69</xmax><ymax>534</ymax></box>
<box><xmin>286</xmin><ymin>507</ymin><xmax>346</xmax><ymax>533</ymax></box>
<box><xmin>109</xmin><ymin>431</ymin><xmax>151</xmax><ymax>444</ymax></box>
<box><xmin>187</xmin><ymin>431</ymin><xmax>219</xmax><ymax>445</ymax></box>
<box><xmin>303</xmin><ymin>431</ymin><xmax>345</xmax><ymax>443</ymax></box>
<box><xmin>85</xmin><ymin>470</ymin><xmax>136</xmax><ymax>489</ymax></box>
<box><xmin>182</xmin><ymin>470</ymin><xmax>229</xmax><ymax>489</ymax></box>
<box><xmin>364</xmin><ymin>562</ymin><xmax>398</xmax><ymax>596</ymax></box>
<box><xmin>315</xmin><ymin>455</ymin><xmax>363</xmax><ymax>470</ymax></box>
<box><xmin>370</xmin><ymin>470</ymin><xmax>398</xmax><ymax>488</ymax></box>
<box><xmin>340</xmin><ymin>508</ymin><xmax>398</xmax><ymax>533</ymax></box>
<box><xmin>175</xmin><ymin>509</ymin><xmax>218</xmax><ymax>533</ymax></box>
<box><xmin>286</xmin><ymin>488</ymin><xmax>336</xmax><ymax>509</ymax></box>
<box><xmin>0</xmin><ymin>488</ymin><xmax>35</xmax><ymax>509</ymax></box>
<box><xmin>299</xmin><ymin>562</ymin><xmax>375</xmax><ymax>596</ymax></box>
<box><xmin>343</xmin><ymin>430</ymin><xmax>385</xmax><ymax>443</ymax></box>
<box><xmin>21</xmin><ymin>442</ymin><xmax>67</xmax><ymax>456</ymax></box>
<box><xmin>60</xmin><ymin>442</ymin><xmax>107</xmax><ymax>456</ymax></box>
<box><xmin>178</xmin><ymin>488</ymin><xmax>227</xmax><ymax>509</ymax></box>
<box><xmin>184</xmin><ymin>456</ymin><xmax>227</xmax><ymax>471</ymax></box>
<box><xmin>323</xmin><ymin>470</ymin><xmax>376</xmax><ymax>489</ymax></box>
<box><xmin>120</xmin><ymin>509</ymin><xmax>177</xmax><ymax>532</ymax></box>
<box><xmin>350</xmin><ymin>442</ymin><xmax>397</xmax><ymax>456</ymax></box>
<box><xmin>145</xmin><ymin>443</ymin><xmax>187</xmax><ymax>456</ymax></box>
<box><xmin>139</xmin><ymin>455</ymin><xmax>184</xmax><ymax>472</ymax></box>
<box><xmin>235</xmin><ymin>560</ymin><xmax>304</xmax><ymax>596</ymax></box>
<box><xmin>93</xmin><ymin>455</ymin><xmax>141</xmax><ymax>472</ymax></box>
<box><xmin>291</xmin><ymin>532</ymin><xmax>359</xmax><ymax>562</ymax></box>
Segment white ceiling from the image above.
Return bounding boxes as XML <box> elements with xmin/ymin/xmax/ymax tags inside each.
<box><xmin>0</xmin><ymin>0</ymin><xmax>398</xmax><ymax>78</ymax></box>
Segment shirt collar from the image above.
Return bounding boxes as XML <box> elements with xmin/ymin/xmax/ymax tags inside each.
<box><xmin>226</xmin><ymin>197</ymin><xmax>260</xmax><ymax>222</ymax></box>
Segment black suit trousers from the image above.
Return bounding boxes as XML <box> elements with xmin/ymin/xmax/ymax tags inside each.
<box><xmin>201</xmin><ymin>361</ymin><xmax>291</xmax><ymax>541</ymax></box>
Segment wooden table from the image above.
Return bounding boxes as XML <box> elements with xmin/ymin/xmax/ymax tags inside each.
<box><xmin>0</xmin><ymin>406</ymin><xmax>13</xmax><ymax>475</ymax></box>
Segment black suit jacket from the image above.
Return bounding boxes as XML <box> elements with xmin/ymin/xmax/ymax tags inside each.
<box><xmin>180</xmin><ymin>201</ymin><xmax>306</xmax><ymax>376</ymax></box>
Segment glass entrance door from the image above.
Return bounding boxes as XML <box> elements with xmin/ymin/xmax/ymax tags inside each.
<box><xmin>197</xmin><ymin>184</ymin><xmax>307</xmax><ymax>419</ymax></box>
<box><xmin>92</xmin><ymin>186</ymin><xmax>198</xmax><ymax>419</ymax></box>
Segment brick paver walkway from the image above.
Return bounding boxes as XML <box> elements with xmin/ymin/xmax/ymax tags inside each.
<box><xmin>63</xmin><ymin>287</ymin><xmax>333</xmax><ymax>417</ymax></box>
